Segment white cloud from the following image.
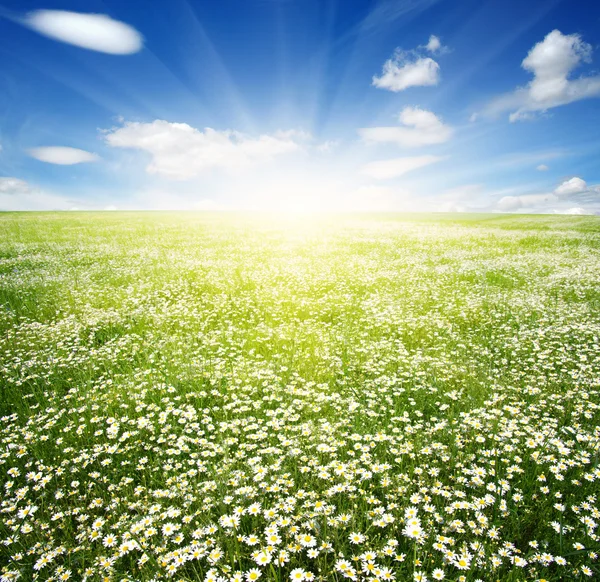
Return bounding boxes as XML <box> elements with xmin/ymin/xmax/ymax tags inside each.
<box><xmin>425</xmin><ymin>35</ymin><xmax>441</xmax><ymax>53</ymax></box>
<box><xmin>361</xmin><ymin>155</ymin><xmax>443</xmax><ymax>179</ymax></box>
<box><xmin>27</xmin><ymin>146</ymin><xmax>99</xmax><ymax>165</ymax></box>
<box><xmin>22</xmin><ymin>10</ymin><xmax>143</xmax><ymax>55</ymax></box>
<box><xmin>372</xmin><ymin>35</ymin><xmax>448</xmax><ymax>92</ymax></box>
<box><xmin>508</xmin><ymin>110</ymin><xmax>537</xmax><ymax>123</ymax></box>
<box><xmin>346</xmin><ymin>183</ymin><xmax>541</xmax><ymax>214</ymax></box>
<box><xmin>359</xmin><ymin>106</ymin><xmax>453</xmax><ymax>147</ymax></box>
<box><xmin>0</xmin><ymin>192</ymin><xmax>72</xmax><ymax>210</ymax></box>
<box><xmin>103</xmin><ymin>120</ymin><xmax>305</xmax><ymax>180</ymax></box>
<box><xmin>552</xmin><ymin>177</ymin><xmax>600</xmax><ymax>207</ymax></box>
<box><xmin>0</xmin><ymin>177</ymin><xmax>73</xmax><ymax>210</ymax></box>
<box><xmin>496</xmin><ymin>193</ymin><xmax>558</xmax><ymax>212</ymax></box>
<box><xmin>523</xmin><ymin>31</ymin><xmax>591</xmax><ymax>102</ymax></box>
<box><xmin>536</xmin><ymin>164</ymin><xmax>549</xmax><ymax>171</ymax></box>
<box><xmin>273</xmin><ymin>129</ymin><xmax>312</xmax><ymax>142</ymax></box>
<box><xmin>494</xmin><ymin>176</ymin><xmax>600</xmax><ymax>214</ymax></box>
<box><xmin>422</xmin><ymin>35</ymin><xmax>449</xmax><ymax>55</ymax></box>
<box><xmin>373</xmin><ymin>55</ymin><xmax>439</xmax><ymax>92</ymax></box>
<box><xmin>485</xmin><ymin>30</ymin><xmax>600</xmax><ymax>121</ymax></box>
<box><xmin>554</xmin><ymin>176</ymin><xmax>587</xmax><ymax>196</ymax></box>
<box><xmin>0</xmin><ymin>177</ymin><xmax>33</xmax><ymax>194</ymax></box>
<box><xmin>344</xmin><ymin>183</ymin><xmax>492</xmax><ymax>214</ymax></box>
<box><xmin>316</xmin><ymin>140</ymin><xmax>340</xmax><ymax>153</ymax></box>
<box><xmin>561</xmin><ymin>207</ymin><xmax>593</xmax><ymax>215</ymax></box>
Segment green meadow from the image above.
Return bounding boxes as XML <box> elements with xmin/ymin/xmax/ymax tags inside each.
<box><xmin>1</xmin><ymin>212</ymin><xmax>599</xmax><ymax>582</ymax></box>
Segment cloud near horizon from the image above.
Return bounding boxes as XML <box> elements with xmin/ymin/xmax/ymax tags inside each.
<box><xmin>496</xmin><ymin>176</ymin><xmax>600</xmax><ymax>214</ymax></box>
<box><xmin>361</xmin><ymin>155</ymin><xmax>444</xmax><ymax>180</ymax></box>
<box><xmin>103</xmin><ymin>120</ymin><xmax>307</xmax><ymax>180</ymax></box>
<box><xmin>0</xmin><ymin>177</ymin><xmax>34</xmax><ymax>195</ymax></box>
<box><xmin>0</xmin><ymin>177</ymin><xmax>75</xmax><ymax>211</ymax></box>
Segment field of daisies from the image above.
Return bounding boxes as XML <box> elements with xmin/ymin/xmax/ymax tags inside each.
<box><xmin>0</xmin><ymin>212</ymin><xmax>599</xmax><ymax>582</ymax></box>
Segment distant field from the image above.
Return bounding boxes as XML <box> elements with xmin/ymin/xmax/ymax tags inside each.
<box><xmin>1</xmin><ymin>212</ymin><xmax>599</xmax><ymax>582</ymax></box>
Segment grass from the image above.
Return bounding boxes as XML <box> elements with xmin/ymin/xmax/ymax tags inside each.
<box><xmin>0</xmin><ymin>211</ymin><xmax>599</xmax><ymax>582</ymax></box>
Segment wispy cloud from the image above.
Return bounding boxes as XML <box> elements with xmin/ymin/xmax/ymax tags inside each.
<box><xmin>346</xmin><ymin>183</ymin><xmax>490</xmax><ymax>213</ymax></box>
<box><xmin>360</xmin><ymin>0</ymin><xmax>443</xmax><ymax>33</ymax></box>
<box><xmin>361</xmin><ymin>155</ymin><xmax>444</xmax><ymax>179</ymax></box>
<box><xmin>494</xmin><ymin>148</ymin><xmax>567</xmax><ymax>168</ymax></box>
<box><xmin>359</xmin><ymin>107</ymin><xmax>453</xmax><ymax>147</ymax></box>
<box><xmin>27</xmin><ymin>146</ymin><xmax>100</xmax><ymax>165</ymax></box>
<box><xmin>316</xmin><ymin>140</ymin><xmax>340</xmax><ymax>154</ymax></box>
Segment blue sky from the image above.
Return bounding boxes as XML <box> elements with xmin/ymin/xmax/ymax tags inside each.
<box><xmin>1</xmin><ymin>0</ymin><xmax>600</xmax><ymax>213</ymax></box>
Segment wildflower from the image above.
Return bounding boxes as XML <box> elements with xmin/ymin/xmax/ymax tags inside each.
<box><xmin>254</xmin><ymin>551</ymin><xmax>271</xmax><ymax>566</ymax></box>
<box><xmin>162</xmin><ymin>523</ymin><xmax>180</xmax><ymax>537</ymax></box>
<box><xmin>289</xmin><ymin>569</ymin><xmax>307</xmax><ymax>581</ymax></box>
<box><xmin>299</xmin><ymin>534</ymin><xmax>317</xmax><ymax>548</ymax></box>
<box><xmin>246</xmin><ymin>569</ymin><xmax>261</xmax><ymax>581</ymax></box>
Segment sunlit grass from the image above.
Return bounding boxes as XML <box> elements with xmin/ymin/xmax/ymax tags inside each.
<box><xmin>0</xmin><ymin>212</ymin><xmax>599</xmax><ymax>582</ymax></box>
